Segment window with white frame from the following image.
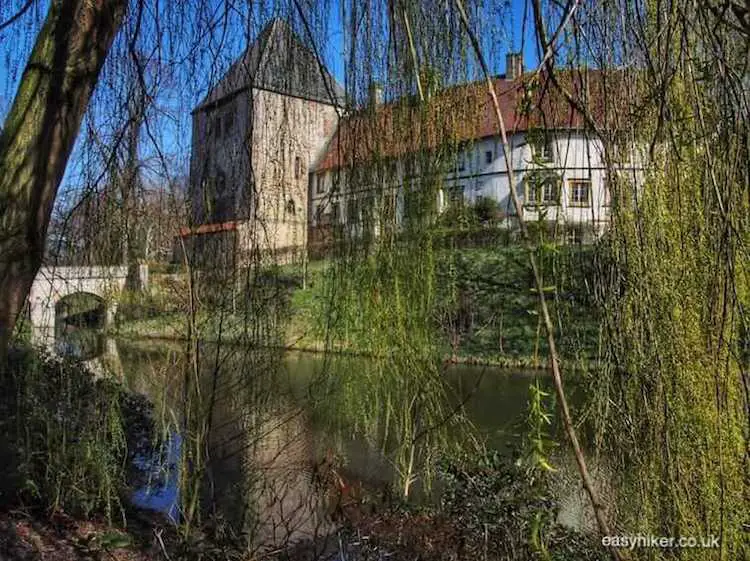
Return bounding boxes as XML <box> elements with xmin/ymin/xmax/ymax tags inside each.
<box><xmin>565</xmin><ymin>226</ymin><xmax>584</xmax><ymax>245</ymax></box>
<box><xmin>568</xmin><ymin>179</ymin><xmax>592</xmax><ymax>207</ymax></box>
<box><xmin>542</xmin><ymin>180</ymin><xmax>558</xmax><ymax>204</ymax></box>
<box><xmin>524</xmin><ymin>172</ymin><xmax>560</xmax><ymax>206</ymax></box>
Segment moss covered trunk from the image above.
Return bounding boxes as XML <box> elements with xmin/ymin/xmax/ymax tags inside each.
<box><xmin>0</xmin><ymin>0</ymin><xmax>127</xmax><ymax>363</ymax></box>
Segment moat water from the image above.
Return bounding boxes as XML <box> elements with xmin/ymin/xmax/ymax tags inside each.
<box><xmin>57</xmin><ymin>328</ymin><xmax>599</xmax><ymax>552</ymax></box>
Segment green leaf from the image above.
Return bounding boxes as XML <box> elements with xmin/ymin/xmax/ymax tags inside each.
<box><xmin>98</xmin><ymin>532</ymin><xmax>132</xmax><ymax>549</ymax></box>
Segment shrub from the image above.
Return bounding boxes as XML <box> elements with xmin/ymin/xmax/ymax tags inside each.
<box><xmin>437</xmin><ymin>201</ymin><xmax>477</xmax><ymax>230</ymax></box>
<box><xmin>436</xmin><ymin>450</ymin><xmax>603</xmax><ymax>560</ymax></box>
<box><xmin>0</xmin><ymin>346</ymin><xmax>154</xmax><ymax>521</ymax></box>
<box><xmin>473</xmin><ymin>196</ymin><xmax>500</xmax><ymax>225</ymax></box>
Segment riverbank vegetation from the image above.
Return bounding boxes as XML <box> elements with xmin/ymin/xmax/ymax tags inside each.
<box><xmin>1</xmin><ymin>0</ymin><xmax>748</xmax><ymax>559</ymax></box>
<box><xmin>115</xmin><ymin>242</ymin><xmax>601</xmax><ymax>370</ymax></box>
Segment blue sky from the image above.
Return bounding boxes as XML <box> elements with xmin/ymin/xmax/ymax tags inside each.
<box><xmin>0</xmin><ymin>0</ymin><xmax>541</xmax><ymax>206</ymax></box>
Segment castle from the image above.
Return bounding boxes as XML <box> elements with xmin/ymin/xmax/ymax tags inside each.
<box><xmin>183</xmin><ymin>18</ymin><xmax>639</xmax><ymax>264</ymax></box>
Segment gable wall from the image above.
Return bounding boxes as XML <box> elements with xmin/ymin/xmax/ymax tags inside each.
<box><xmin>189</xmin><ymin>87</ymin><xmax>338</xmax><ymax>263</ymax></box>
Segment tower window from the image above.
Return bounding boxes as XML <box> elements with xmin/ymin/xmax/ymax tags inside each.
<box><xmin>214</xmin><ymin>115</ymin><xmax>222</xmax><ymax>139</ymax></box>
<box><xmin>224</xmin><ymin>109</ymin><xmax>234</xmax><ymax>136</ymax></box>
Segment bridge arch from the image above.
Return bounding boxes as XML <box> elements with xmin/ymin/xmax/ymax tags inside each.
<box><xmin>28</xmin><ymin>266</ymin><xmax>135</xmax><ymax>346</ymax></box>
<box><xmin>55</xmin><ymin>291</ymin><xmax>108</xmax><ymax>331</ymax></box>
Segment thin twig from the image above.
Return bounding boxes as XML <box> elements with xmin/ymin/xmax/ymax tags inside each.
<box><xmin>452</xmin><ymin>1</ymin><xmax>621</xmax><ymax>559</ymax></box>
<box><xmin>0</xmin><ymin>0</ymin><xmax>34</xmax><ymax>33</ymax></box>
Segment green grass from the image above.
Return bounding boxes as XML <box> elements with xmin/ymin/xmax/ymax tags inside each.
<box><xmin>115</xmin><ymin>247</ymin><xmax>600</xmax><ymax>366</ymax></box>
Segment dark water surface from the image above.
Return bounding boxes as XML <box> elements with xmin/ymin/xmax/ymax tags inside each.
<box><xmin>62</xmin><ymin>330</ymin><xmax>594</xmax><ymax>549</ymax></box>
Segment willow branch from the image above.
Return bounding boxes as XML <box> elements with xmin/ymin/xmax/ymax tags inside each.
<box><xmin>453</xmin><ymin>1</ymin><xmax>621</xmax><ymax>558</ymax></box>
<box><xmin>0</xmin><ymin>0</ymin><xmax>34</xmax><ymax>33</ymax></box>
<box><xmin>400</xmin><ymin>4</ymin><xmax>424</xmax><ymax>102</ymax></box>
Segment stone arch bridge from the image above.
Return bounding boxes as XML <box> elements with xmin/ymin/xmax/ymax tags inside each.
<box><xmin>28</xmin><ymin>265</ymin><xmax>144</xmax><ymax>345</ymax></box>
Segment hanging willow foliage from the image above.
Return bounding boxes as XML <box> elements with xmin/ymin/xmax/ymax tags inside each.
<box><xmin>547</xmin><ymin>1</ymin><xmax>750</xmax><ymax>558</ymax></box>
<box><xmin>309</xmin><ymin>1</ymin><xmax>489</xmax><ymax>499</ymax></box>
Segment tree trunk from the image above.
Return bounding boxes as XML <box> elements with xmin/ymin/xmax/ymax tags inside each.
<box><xmin>0</xmin><ymin>0</ymin><xmax>127</xmax><ymax>364</ymax></box>
<box><xmin>122</xmin><ymin>62</ymin><xmax>147</xmax><ymax>291</ymax></box>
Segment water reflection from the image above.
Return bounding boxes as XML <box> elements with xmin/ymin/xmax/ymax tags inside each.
<box><xmin>55</xmin><ymin>324</ymin><xmax>106</xmax><ymax>360</ymax></box>
<box><xmin>55</xmin><ymin>335</ymin><xmax>601</xmax><ymax>547</ymax></box>
<box><xmin>131</xmin><ymin>431</ymin><xmax>182</xmax><ymax>523</ymax></box>
<box><xmin>115</xmin><ymin>340</ymin><xmax>549</xmax><ymax>501</ymax></box>
<box><xmin>115</xmin><ymin>340</ymin><xmax>343</xmax><ymax>552</ymax></box>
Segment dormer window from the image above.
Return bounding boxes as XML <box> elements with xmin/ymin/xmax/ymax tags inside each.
<box><xmin>532</xmin><ymin>140</ymin><xmax>552</xmax><ymax>161</ymax></box>
<box><xmin>528</xmin><ymin>132</ymin><xmax>553</xmax><ymax>162</ymax></box>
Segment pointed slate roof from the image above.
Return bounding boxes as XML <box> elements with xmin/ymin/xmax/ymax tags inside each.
<box><xmin>194</xmin><ymin>18</ymin><xmax>345</xmax><ymax>112</ymax></box>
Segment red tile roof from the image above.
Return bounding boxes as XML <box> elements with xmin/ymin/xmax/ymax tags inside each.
<box><xmin>179</xmin><ymin>221</ymin><xmax>238</xmax><ymax>237</ymax></box>
<box><xmin>314</xmin><ymin>69</ymin><xmax>626</xmax><ymax>172</ymax></box>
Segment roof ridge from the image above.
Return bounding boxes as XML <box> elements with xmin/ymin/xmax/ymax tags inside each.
<box><xmin>194</xmin><ymin>16</ymin><xmax>345</xmax><ymax>112</ymax></box>
<box><xmin>314</xmin><ymin>69</ymin><xmax>618</xmax><ymax>171</ymax></box>
<box><xmin>255</xmin><ymin>17</ymin><xmax>303</xmax><ymax>73</ymax></box>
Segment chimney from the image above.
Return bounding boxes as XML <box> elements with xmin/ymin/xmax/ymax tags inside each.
<box><xmin>368</xmin><ymin>82</ymin><xmax>384</xmax><ymax>107</ymax></box>
<box><xmin>506</xmin><ymin>52</ymin><xmax>524</xmax><ymax>81</ymax></box>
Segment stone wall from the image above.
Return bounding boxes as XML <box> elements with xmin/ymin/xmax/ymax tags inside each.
<box><xmin>189</xmin><ymin>87</ymin><xmax>339</xmax><ymax>266</ymax></box>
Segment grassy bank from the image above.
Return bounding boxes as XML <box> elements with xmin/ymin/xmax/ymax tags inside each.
<box><xmin>117</xmin><ymin>246</ymin><xmax>601</xmax><ymax>369</ymax></box>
